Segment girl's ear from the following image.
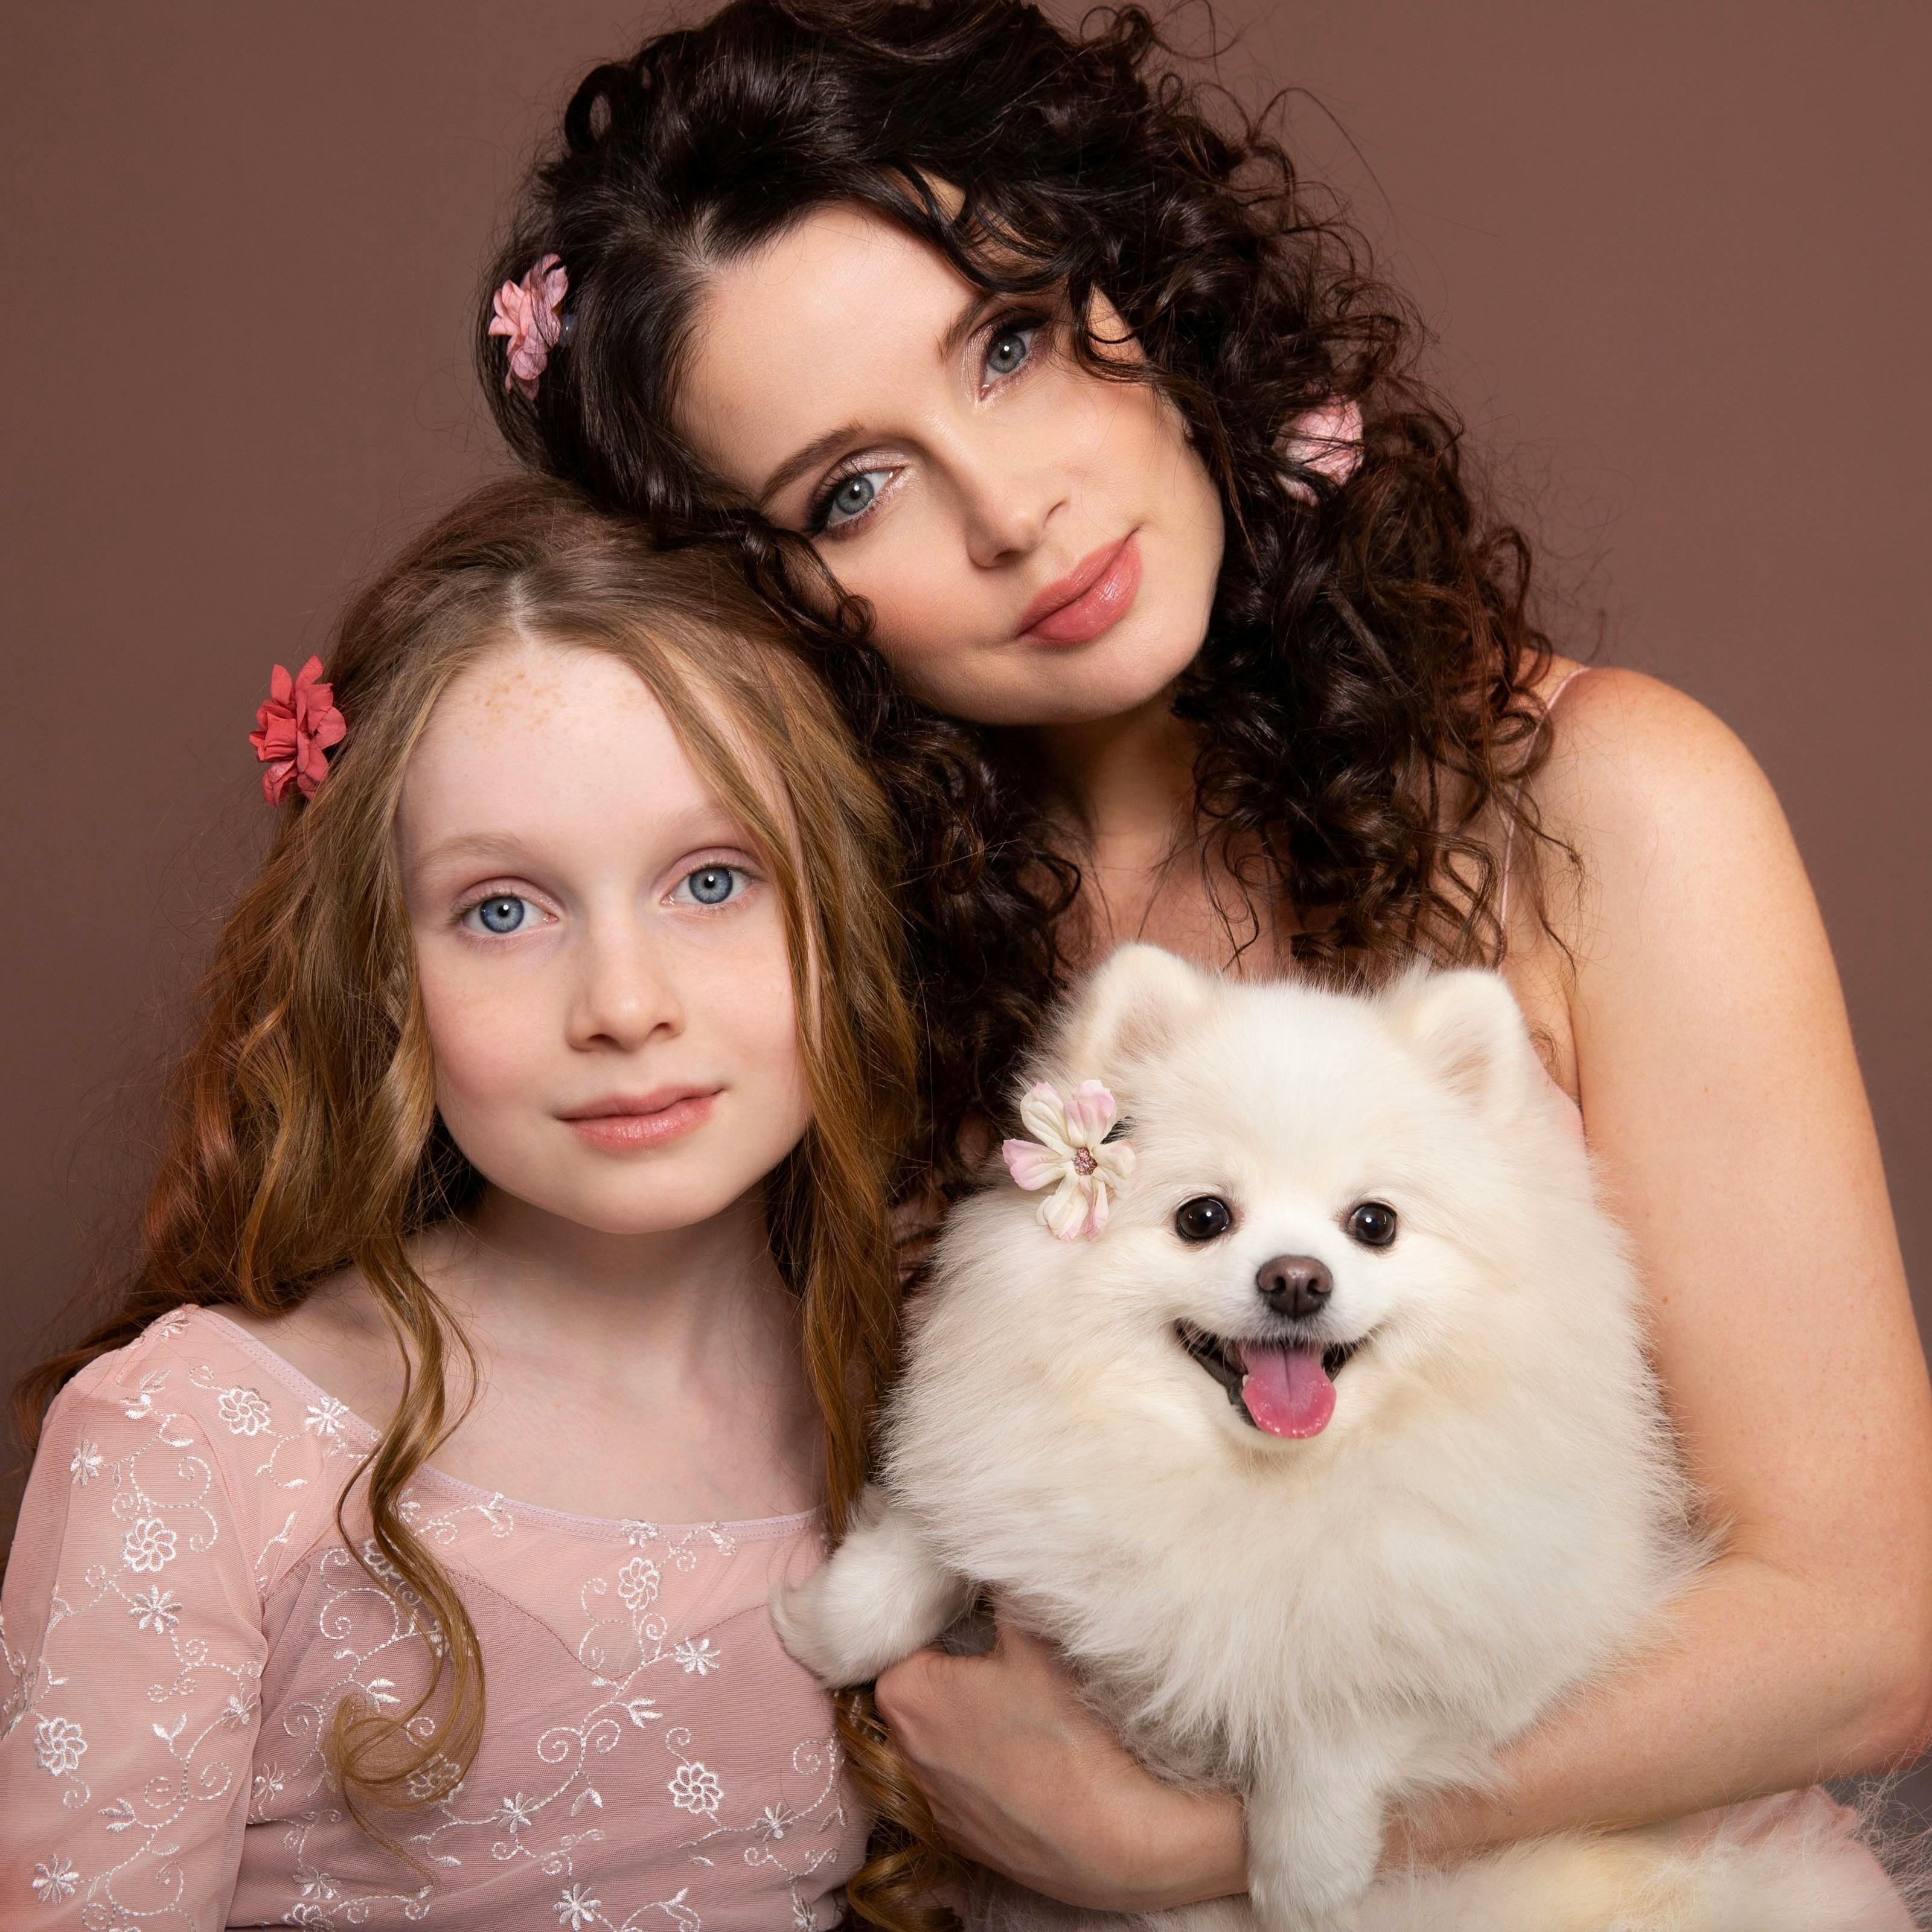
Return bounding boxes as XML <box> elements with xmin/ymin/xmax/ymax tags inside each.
<box><xmin>1060</xmin><ymin>944</ymin><xmax>1212</xmax><ymax>1075</ymax></box>
<box><xmin>1384</xmin><ymin>968</ymin><xmax>1538</xmax><ymax>1118</ymax></box>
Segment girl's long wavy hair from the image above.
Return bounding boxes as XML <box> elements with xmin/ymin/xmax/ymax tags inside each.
<box><xmin>481</xmin><ymin>0</ymin><xmax>1566</xmax><ymax>1215</ymax></box>
<box><xmin>11</xmin><ymin>475</ymin><xmax>920</xmax><ymax>1868</ymax></box>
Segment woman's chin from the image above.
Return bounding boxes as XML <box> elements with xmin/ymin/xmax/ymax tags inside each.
<box><xmin>904</xmin><ymin>622</ymin><xmax>1207</xmax><ymax>730</ymax></box>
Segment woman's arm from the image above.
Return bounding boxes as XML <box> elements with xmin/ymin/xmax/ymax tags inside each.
<box><xmin>1397</xmin><ymin>667</ymin><xmax>1932</xmax><ymax>1860</ymax></box>
<box><xmin>874</xmin><ymin>669</ymin><xmax>1932</xmax><ymax>1910</ymax></box>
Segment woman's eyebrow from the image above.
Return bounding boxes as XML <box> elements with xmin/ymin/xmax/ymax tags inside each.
<box><xmin>758</xmin><ymin>421</ymin><xmax>869</xmax><ymax>510</ymax></box>
<box><xmin>755</xmin><ymin>289</ymin><xmax>1000</xmax><ymax>510</ymax></box>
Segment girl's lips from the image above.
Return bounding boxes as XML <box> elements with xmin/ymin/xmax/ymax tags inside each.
<box><xmin>1018</xmin><ymin>535</ymin><xmax>1142</xmax><ymax>646</ymax></box>
<box><xmin>561</xmin><ymin>1091</ymin><xmax>716</xmax><ymax>1150</ymax></box>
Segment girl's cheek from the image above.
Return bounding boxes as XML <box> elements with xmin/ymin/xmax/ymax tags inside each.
<box><xmin>415</xmin><ymin>955</ymin><xmax>547</xmax><ymax>1118</ymax></box>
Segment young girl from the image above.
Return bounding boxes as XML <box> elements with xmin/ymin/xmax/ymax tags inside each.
<box><xmin>0</xmin><ymin>477</ymin><xmax>923</xmax><ymax>1929</ymax></box>
<box><xmin>476</xmin><ymin>0</ymin><xmax>1932</xmax><ymax>1917</ymax></box>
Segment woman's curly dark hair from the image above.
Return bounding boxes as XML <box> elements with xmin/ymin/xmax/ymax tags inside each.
<box><xmin>482</xmin><ymin>10</ymin><xmax>1559</xmax><ymax>1907</ymax></box>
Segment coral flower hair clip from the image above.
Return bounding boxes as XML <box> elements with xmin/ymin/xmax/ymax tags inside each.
<box><xmin>1002</xmin><ymin>1080</ymin><xmax>1135</xmax><ymax>1240</ymax></box>
<box><xmin>249</xmin><ymin>656</ymin><xmax>345</xmax><ymax>805</ymax></box>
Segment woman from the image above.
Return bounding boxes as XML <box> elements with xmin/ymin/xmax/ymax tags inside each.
<box><xmin>477</xmin><ymin>0</ymin><xmax>1932</xmax><ymax>1916</ymax></box>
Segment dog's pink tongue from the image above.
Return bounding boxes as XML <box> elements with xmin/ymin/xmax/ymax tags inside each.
<box><xmin>1238</xmin><ymin>1343</ymin><xmax>1335</xmax><ymax>1438</ymax></box>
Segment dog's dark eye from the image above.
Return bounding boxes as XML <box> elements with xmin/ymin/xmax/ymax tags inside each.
<box><xmin>1346</xmin><ymin>1201</ymin><xmax>1398</xmax><ymax>1248</ymax></box>
<box><xmin>1174</xmin><ymin>1196</ymin><xmax>1233</xmax><ymax>1243</ymax></box>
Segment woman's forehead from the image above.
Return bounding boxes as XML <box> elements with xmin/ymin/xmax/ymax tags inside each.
<box><xmin>680</xmin><ymin>203</ymin><xmax>982</xmax><ymax>497</ymax></box>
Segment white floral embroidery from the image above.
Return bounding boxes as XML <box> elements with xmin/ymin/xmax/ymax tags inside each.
<box><xmin>303</xmin><ymin>1395</ymin><xmax>349</xmax><ymax>1438</ymax></box>
<box><xmin>405</xmin><ymin>1752</ymin><xmax>461</xmax><ymax>1802</ymax></box>
<box><xmin>30</xmin><ymin>1857</ymin><xmax>78</xmax><ymax>1902</ymax></box>
<box><xmin>121</xmin><ymin>1516</ymin><xmax>177</xmax><ymax>1572</ymax></box>
<box><xmin>668</xmin><ymin>1761</ymin><xmax>723</xmax><ymax>1816</ymax></box>
<box><xmin>33</xmin><ymin>1715</ymin><xmax>87</xmax><ymax>1776</ymax></box>
<box><xmin>120</xmin><ymin>1368</ymin><xmax>167</xmax><ymax>1421</ymax></box>
<box><xmin>496</xmin><ymin>1791</ymin><xmax>539</xmax><ymax>1830</ymax></box>
<box><xmin>69</xmin><ymin>1440</ymin><xmax>103</xmax><ymax>1485</ymax></box>
<box><xmin>129</xmin><ymin>1586</ymin><xmax>182</xmax><ymax>1634</ymax></box>
<box><xmin>672</xmin><ymin>1636</ymin><xmax>721</xmax><ymax>1675</ymax></box>
<box><xmin>217</xmin><ymin>1386</ymin><xmax>273</xmax><ymax>1436</ymax></box>
<box><xmin>293</xmin><ymin>1864</ymin><xmax>338</xmax><ymax>1907</ymax></box>
<box><xmin>616</xmin><ymin>1553</ymin><xmax>659</xmax><ymax>1606</ymax></box>
<box><xmin>756</xmin><ymin>1800</ymin><xmax>801</xmax><ymax>1839</ymax></box>
<box><xmin>555</xmin><ymin>1882</ymin><xmax>601</xmax><ymax>1928</ymax></box>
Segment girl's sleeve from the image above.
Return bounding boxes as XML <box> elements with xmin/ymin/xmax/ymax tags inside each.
<box><xmin>1</xmin><ymin>1354</ymin><xmax>266</xmax><ymax>1929</ymax></box>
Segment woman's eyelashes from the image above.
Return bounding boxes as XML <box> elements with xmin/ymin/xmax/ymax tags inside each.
<box><xmin>978</xmin><ymin>316</ymin><xmax>1041</xmax><ymax>392</ymax></box>
<box><xmin>811</xmin><ymin>464</ymin><xmax>898</xmax><ymax>536</ymax></box>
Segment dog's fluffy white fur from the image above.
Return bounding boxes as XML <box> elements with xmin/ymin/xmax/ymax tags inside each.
<box><xmin>776</xmin><ymin>948</ymin><xmax>1898</xmax><ymax>1931</ymax></box>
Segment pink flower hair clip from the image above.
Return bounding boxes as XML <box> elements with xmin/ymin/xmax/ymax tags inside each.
<box><xmin>1281</xmin><ymin>397</ymin><xmax>1364</xmax><ymax>499</ymax></box>
<box><xmin>1002</xmin><ymin>1080</ymin><xmax>1136</xmax><ymax>1241</ymax></box>
<box><xmin>490</xmin><ymin>253</ymin><xmax>569</xmax><ymax>400</ymax></box>
<box><xmin>249</xmin><ymin>656</ymin><xmax>345</xmax><ymax>805</ymax></box>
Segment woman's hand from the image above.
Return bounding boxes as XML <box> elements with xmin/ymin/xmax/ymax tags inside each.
<box><xmin>873</xmin><ymin>1617</ymin><xmax>1247</xmax><ymax>1912</ymax></box>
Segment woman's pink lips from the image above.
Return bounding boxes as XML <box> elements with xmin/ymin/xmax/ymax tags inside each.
<box><xmin>1017</xmin><ymin>535</ymin><xmax>1142</xmax><ymax>645</ymax></box>
<box><xmin>560</xmin><ymin>1090</ymin><xmax>717</xmax><ymax>1151</ymax></box>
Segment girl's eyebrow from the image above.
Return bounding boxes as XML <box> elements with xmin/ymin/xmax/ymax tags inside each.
<box><xmin>410</xmin><ymin>807</ymin><xmax>760</xmax><ymax>879</ymax></box>
<box><xmin>755</xmin><ymin>288</ymin><xmax>1000</xmax><ymax>509</ymax></box>
<box><xmin>408</xmin><ymin>831</ymin><xmax>537</xmax><ymax>875</ymax></box>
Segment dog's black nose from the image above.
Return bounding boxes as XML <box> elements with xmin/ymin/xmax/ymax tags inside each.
<box><xmin>1256</xmin><ymin>1255</ymin><xmax>1332</xmax><ymax>1319</ymax></box>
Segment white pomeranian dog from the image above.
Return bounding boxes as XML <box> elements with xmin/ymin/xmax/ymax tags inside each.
<box><xmin>776</xmin><ymin>945</ymin><xmax>1902</xmax><ymax>1932</ymax></box>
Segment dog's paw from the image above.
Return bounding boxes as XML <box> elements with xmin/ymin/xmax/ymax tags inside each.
<box><xmin>769</xmin><ymin>1571</ymin><xmax>877</xmax><ymax>1689</ymax></box>
<box><xmin>770</xmin><ymin>1494</ymin><xmax>974</xmax><ymax>1687</ymax></box>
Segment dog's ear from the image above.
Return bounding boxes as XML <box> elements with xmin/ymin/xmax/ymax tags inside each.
<box><xmin>1061</xmin><ymin>944</ymin><xmax>1211</xmax><ymax>1073</ymax></box>
<box><xmin>1386</xmin><ymin>968</ymin><xmax>1538</xmax><ymax>1117</ymax></box>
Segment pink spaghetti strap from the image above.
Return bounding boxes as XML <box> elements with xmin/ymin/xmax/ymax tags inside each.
<box><xmin>1498</xmin><ymin>666</ymin><xmax>1593</xmax><ymax>930</ymax></box>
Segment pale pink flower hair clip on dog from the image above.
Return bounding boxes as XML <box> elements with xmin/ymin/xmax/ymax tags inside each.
<box><xmin>490</xmin><ymin>254</ymin><xmax>569</xmax><ymax>400</ymax></box>
<box><xmin>1002</xmin><ymin>1081</ymin><xmax>1135</xmax><ymax>1240</ymax></box>
<box><xmin>249</xmin><ymin>657</ymin><xmax>345</xmax><ymax>805</ymax></box>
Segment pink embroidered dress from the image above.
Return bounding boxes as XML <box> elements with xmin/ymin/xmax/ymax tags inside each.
<box><xmin>0</xmin><ymin>1307</ymin><xmax>861</xmax><ymax>1929</ymax></box>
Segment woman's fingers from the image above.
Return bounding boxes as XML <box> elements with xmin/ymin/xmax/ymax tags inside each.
<box><xmin>871</xmin><ymin>1616</ymin><xmax>1247</xmax><ymax>1911</ymax></box>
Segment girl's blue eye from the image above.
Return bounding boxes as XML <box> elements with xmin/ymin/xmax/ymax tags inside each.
<box><xmin>465</xmin><ymin>894</ymin><xmax>533</xmax><ymax>935</ymax></box>
<box><xmin>985</xmin><ymin>325</ymin><xmax>1034</xmax><ymax>379</ymax></box>
<box><xmin>680</xmin><ymin>865</ymin><xmax>742</xmax><ymax>906</ymax></box>
<box><xmin>817</xmin><ymin>469</ymin><xmax>889</xmax><ymax>532</ymax></box>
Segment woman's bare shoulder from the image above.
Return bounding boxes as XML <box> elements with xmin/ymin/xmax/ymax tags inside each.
<box><xmin>1535</xmin><ymin>663</ymin><xmax>1776</xmax><ymax>819</ymax></box>
<box><xmin>1526</xmin><ymin>662</ymin><xmax>1796</xmax><ymax>924</ymax></box>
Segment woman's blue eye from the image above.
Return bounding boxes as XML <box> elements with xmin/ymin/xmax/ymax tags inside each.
<box><xmin>817</xmin><ymin>469</ymin><xmax>888</xmax><ymax>531</ymax></box>
<box><xmin>680</xmin><ymin>866</ymin><xmax>741</xmax><ymax>906</ymax></box>
<box><xmin>985</xmin><ymin>325</ymin><xmax>1034</xmax><ymax>379</ymax></box>
<box><xmin>466</xmin><ymin>894</ymin><xmax>533</xmax><ymax>935</ymax></box>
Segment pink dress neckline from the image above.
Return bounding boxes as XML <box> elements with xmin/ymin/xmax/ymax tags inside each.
<box><xmin>199</xmin><ymin>1305</ymin><xmax>822</xmax><ymax>1542</ymax></box>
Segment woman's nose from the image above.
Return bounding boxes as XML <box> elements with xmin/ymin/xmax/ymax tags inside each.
<box><xmin>957</xmin><ymin>449</ymin><xmax>1068</xmax><ymax>570</ymax></box>
<box><xmin>566</xmin><ymin>927</ymin><xmax>683</xmax><ymax>1051</ymax></box>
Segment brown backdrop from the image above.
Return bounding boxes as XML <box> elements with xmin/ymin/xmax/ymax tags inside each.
<box><xmin>4</xmin><ymin>5</ymin><xmax>1926</xmax><ymax>1436</ymax></box>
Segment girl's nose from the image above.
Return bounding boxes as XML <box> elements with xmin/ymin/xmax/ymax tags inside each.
<box><xmin>566</xmin><ymin>928</ymin><xmax>683</xmax><ymax>1051</ymax></box>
